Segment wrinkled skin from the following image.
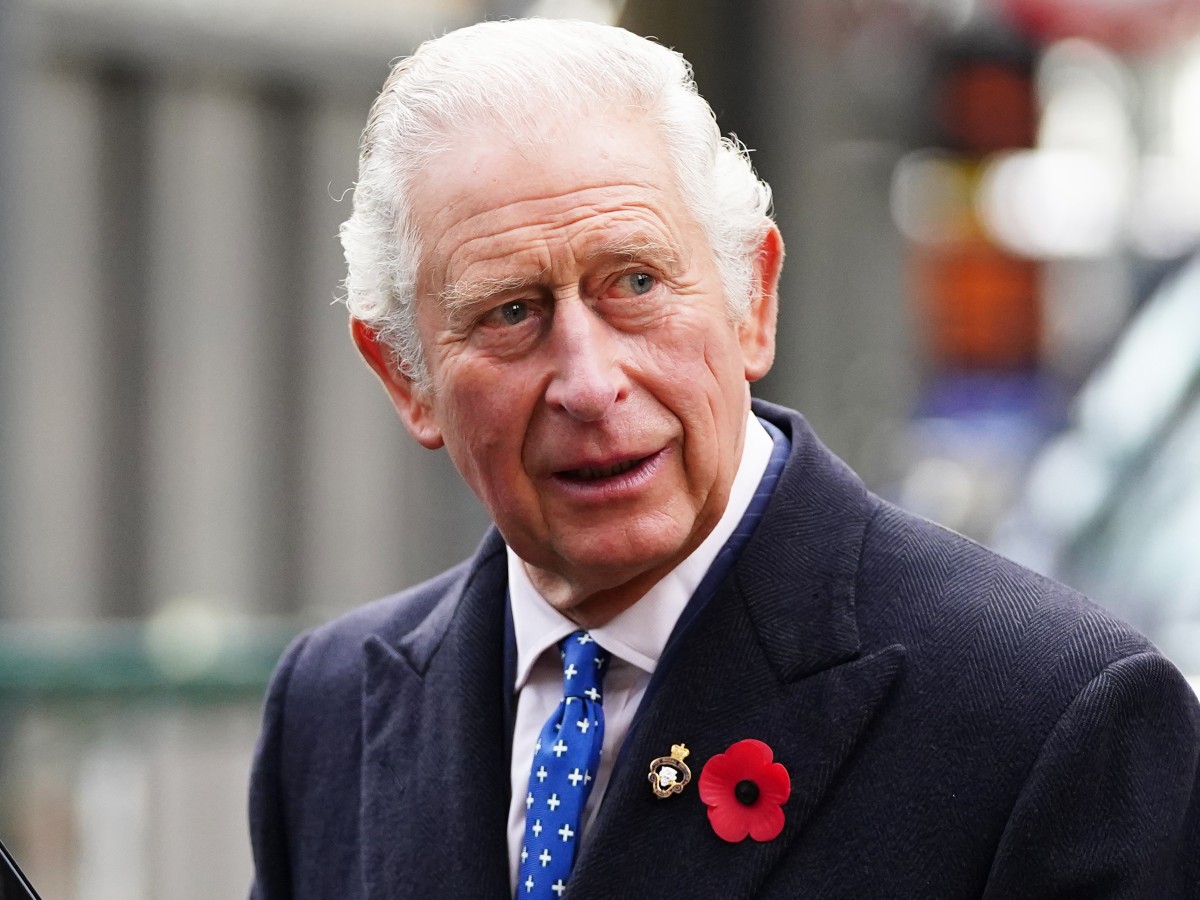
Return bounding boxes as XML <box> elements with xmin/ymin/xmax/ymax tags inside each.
<box><xmin>354</xmin><ymin>112</ymin><xmax>783</xmax><ymax>626</ymax></box>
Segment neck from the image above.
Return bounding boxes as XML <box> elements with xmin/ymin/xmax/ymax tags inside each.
<box><xmin>524</xmin><ymin>562</ymin><xmax>667</xmax><ymax>629</ymax></box>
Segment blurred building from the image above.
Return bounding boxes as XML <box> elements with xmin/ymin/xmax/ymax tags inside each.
<box><xmin>0</xmin><ymin>1</ymin><xmax>491</xmax><ymax>895</ymax></box>
<box><xmin>0</xmin><ymin>0</ymin><xmax>1198</xmax><ymax>896</ymax></box>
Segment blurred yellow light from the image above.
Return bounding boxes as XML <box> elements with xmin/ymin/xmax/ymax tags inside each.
<box><xmin>890</xmin><ymin>150</ymin><xmax>979</xmax><ymax>245</ymax></box>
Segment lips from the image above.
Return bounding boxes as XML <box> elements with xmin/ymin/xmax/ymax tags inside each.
<box><xmin>561</xmin><ymin>458</ymin><xmax>643</xmax><ymax>481</ymax></box>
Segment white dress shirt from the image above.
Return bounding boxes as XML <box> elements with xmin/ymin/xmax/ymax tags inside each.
<box><xmin>506</xmin><ymin>411</ymin><xmax>773</xmax><ymax>889</ymax></box>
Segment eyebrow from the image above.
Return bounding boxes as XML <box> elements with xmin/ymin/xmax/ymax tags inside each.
<box><xmin>590</xmin><ymin>236</ymin><xmax>680</xmax><ymax>269</ymax></box>
<box><xmin>441</xmin><ymin>273</ymin><xmax>539</xmax><ymax>317</ymax></box>
<box><xmin>438</xmin><ymin>234</ymin><xmax>681</xmax><ymax>317</ymax></box>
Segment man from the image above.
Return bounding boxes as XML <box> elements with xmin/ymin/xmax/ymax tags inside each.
<box><xmin>249</xmin><ymin>18</ymin><xmax>1200</xmax><ymax>899</ymax></box>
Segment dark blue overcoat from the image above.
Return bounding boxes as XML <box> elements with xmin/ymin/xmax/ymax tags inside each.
<box><xmin>249</xmin><ymin>402</ymin><xmax>1200</xmax><ymax>898</ymax></box>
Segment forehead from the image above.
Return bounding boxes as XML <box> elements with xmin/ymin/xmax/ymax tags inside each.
<box><xmin>407</xmin><ymin>112</ymin><xmax>699</xmax><ymax>292</ymax></box>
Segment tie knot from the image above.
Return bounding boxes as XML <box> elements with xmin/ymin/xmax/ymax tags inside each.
<box><xmin>559</xmin><ymin>631</ymin><xmax>608</xmax><ymax>701</ymax></box>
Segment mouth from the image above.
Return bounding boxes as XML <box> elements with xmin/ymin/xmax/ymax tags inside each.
<box><xmin>558</xmin><ymin>455</ymin><xmax>649</xmax><ymax>482</ymax></box>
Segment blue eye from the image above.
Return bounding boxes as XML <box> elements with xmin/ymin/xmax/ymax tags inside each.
<box><xmin>625</xmin><ymin>272</ymin><xmax>655</xmax><ymax>295</ymax></box>
<box><xmin>497</xmin><ymin>301</ymin><xmax>529</xmax><ymax>325</ymax></box>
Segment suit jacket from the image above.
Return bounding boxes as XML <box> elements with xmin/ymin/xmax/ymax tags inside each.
<box><xmin>249</xmin><ymin>402</ymin><xmax>1200</xmax><ymax>899</ymax></box>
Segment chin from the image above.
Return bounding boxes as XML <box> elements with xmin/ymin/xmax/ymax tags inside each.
<box><xmin>560</xmin><ymin>537</ymin><xmax>683</xmax><ymax>586</ymax></box>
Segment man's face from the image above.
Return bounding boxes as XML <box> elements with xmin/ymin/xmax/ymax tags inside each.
<box><xmin>360</xmin><ymin>112</ymin><xmax>780</xmax><ymax>623</ymax></box>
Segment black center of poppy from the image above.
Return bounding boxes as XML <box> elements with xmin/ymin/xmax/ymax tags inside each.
<box><xmin>734</xmin><ymin>779</ymin><xmax>760</xmax><ymax>805</ymax></box>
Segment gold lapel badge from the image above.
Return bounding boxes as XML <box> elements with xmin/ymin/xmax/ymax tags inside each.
<box><xmin>648</xmin><ymin>743</ymin><xmax>692</xmax><ymax>798</ymax></box>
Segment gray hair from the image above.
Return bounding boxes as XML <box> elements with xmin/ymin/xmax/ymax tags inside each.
<box><xmin>340</xmin><ymin>17</ymin><xmax>773</xmax><ymax>384</ymax></box>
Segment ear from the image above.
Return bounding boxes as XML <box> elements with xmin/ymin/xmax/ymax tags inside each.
<box><xmin>350</xmin><ymin>317</ymin><xmax>444</xmax><ymax>450</ymax></box>
<box><xmin>738</xmin><ymin>222</ymin><xmax>783</xmax><ymax>382</ymax></box>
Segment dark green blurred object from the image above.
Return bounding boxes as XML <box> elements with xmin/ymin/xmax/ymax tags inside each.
<box><xmin>0</xmin><ymin>618</ymin><xmax>301</xmax><ymax>703</ymax></box>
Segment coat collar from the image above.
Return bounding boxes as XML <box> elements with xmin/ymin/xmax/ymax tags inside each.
<box><xmin>738</xmin><ymin>399</ymin><xmax>874</xmax><ymax>680</ymax></box>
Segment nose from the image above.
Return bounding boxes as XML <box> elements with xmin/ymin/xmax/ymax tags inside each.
<box><xmin>543</xmin><ymin>300</ymin><xmax>629</xmax><ymax>422</ymax></box>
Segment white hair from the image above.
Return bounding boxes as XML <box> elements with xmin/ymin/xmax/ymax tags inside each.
<box><xmin>340</xmin><ymin>17</ymin><xmax>773</xmax><ymax>384</ymax></box>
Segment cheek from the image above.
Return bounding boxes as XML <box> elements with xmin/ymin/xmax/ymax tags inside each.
<box><xmin>437</xmin><ymin>367</ymin><xmax>539</xmax><ymax>474</ymax></box>
<box><xmin>636</xmin><ymin>311</ymin><xmax>719</xmax><ymax>377</ymax></box>
<box><xmin>646</xmin><ymin>322</ymin><xmax>746</xmax><ymax>414</ymax></box>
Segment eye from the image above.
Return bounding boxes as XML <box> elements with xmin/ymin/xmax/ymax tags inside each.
<box><xmin>623</xmin><ymin>272</ymin><xmax>655</xmax><ymax>295</ymax></box>
<box><xmin>488</xmin><ymin>301</ymin><xmax>530</xmax><ymax>326</ymax></box>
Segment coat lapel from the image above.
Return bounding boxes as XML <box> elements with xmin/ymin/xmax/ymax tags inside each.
<box><xmin>570</xmin><ymin>407</ymin><xmax>907</xmax><ymax>900</ymax></box>
<box><xmin>359</xmin><ymin>532</ymin><xmax>514</xmax><ymax>900</ymax></box>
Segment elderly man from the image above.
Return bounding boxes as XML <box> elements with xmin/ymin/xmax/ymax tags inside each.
<box><xmin>248</xmin><ymin>18</ymin><xmax>1200</xmax><ymax>900</ymax></box>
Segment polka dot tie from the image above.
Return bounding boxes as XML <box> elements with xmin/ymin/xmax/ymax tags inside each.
<box><xmin>517</xmin><ymin>631</ymin><xmax>609</xmax><ymax>898</ymax></box>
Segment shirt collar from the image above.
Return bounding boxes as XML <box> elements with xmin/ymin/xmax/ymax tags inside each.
<box><xmin>509</xmin><ymin>411</ymin><xmax>774</xmax><ymax>691</ymax></box>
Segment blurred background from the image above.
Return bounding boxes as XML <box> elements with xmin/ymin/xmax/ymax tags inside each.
<box><xmin>1</xmin><ymin>0</ymin><xmax>1198</xmax><ymax>895</ymax></box>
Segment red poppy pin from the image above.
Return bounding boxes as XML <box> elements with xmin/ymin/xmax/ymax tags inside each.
<box><xmin>698</xmin><ymin>739</ymin><xmax>791</xmax><ymax>842</ymax></box>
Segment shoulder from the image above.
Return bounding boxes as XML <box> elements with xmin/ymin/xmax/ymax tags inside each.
<box><xmin>851</xmin><ymin>498</ymin><xmax>1187</xmax><ymax>764</ymax></box>
<box><xmin>754</xmin><ymin>400</ymin><xmax>1157</xmax><ymax>693</ymax></box>
<box><xmin>760</xmin><ymin>400</ymin><xmax>1172</xmax><ymax>714</ymax></box>
<box><xmin>290</xmin><ymin>561</ymin><xmax>468</xmax><ymax>669</ymax></box>
<box><xmin>247</xmin><ymin>534</ymin><xmax>505</xmax><ymax>895</ymax></box>
<box><xmin>858</xmin><ymin>499</ymin><xmax>1153</xmax><ymax>669</ymax></box>
<box><xmin>250</xmin><ymin>530</ymin><xmax>505</xmax><ymax>810</ymax></box>
<box><xmin>272</xmin><ymin>531</ymin><xmax>506</xmax><ymax>703</ymax></box>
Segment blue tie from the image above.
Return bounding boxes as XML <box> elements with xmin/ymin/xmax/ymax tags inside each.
<box><xmin>517</xmin><ymin>631</ymin><xmax>609</xmax><ymax>898</ymax></box>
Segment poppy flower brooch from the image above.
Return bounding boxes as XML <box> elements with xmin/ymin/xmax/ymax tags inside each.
<box><xmin>697</xmin><ymin>739</ymin><xmax>791</xmax><ymax>842</ymax></box>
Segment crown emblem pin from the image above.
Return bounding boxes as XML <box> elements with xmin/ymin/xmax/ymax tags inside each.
<box><xmin>648</xmin><ymin>743</ymin><xmax>692</xmax><ymax>799</ymax></box>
